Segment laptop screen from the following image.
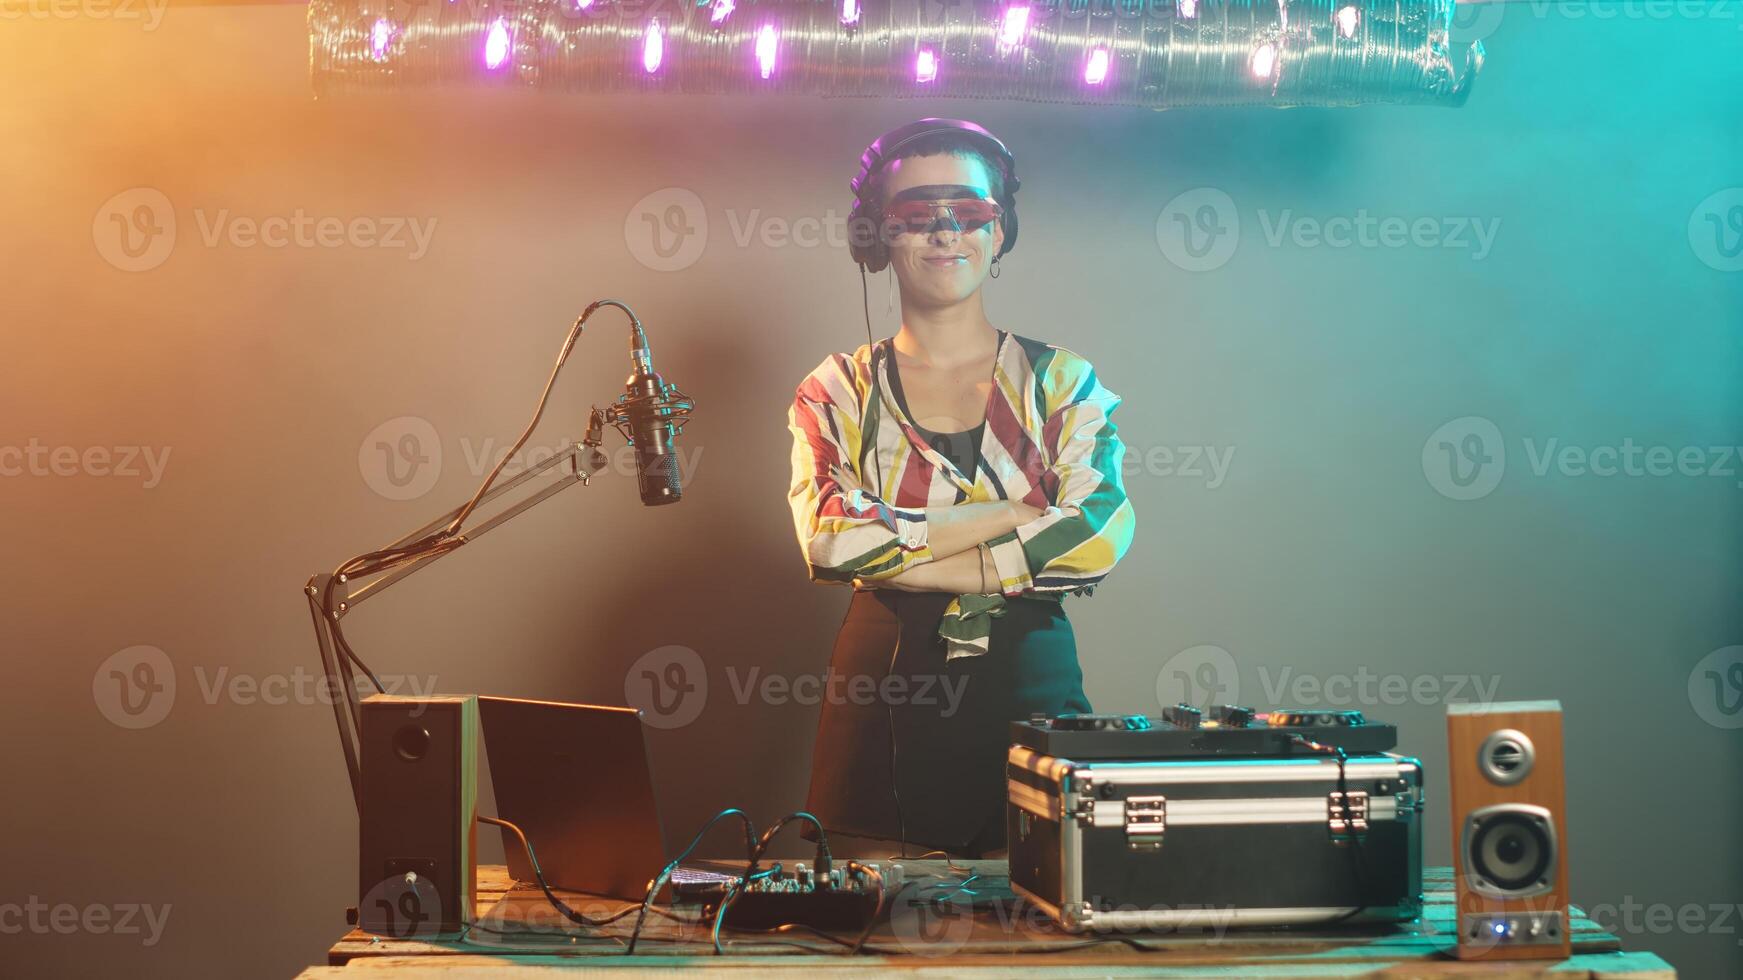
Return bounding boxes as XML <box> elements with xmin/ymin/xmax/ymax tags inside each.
<box><xmin>478</xmin><ymin>696</ymin><xmax>670</xmax><ymax>902</ymax></box>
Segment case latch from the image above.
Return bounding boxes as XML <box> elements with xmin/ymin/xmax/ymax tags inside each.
<box><xmin>1327</xmin><ymin>790</ymin><xmax>1370</xmax><ymax>843</ymax></box>
<box><xmin>1067</xmin><ymin>780</ymin><xmax>1097</xmax><ymax>826</ymax></box>
<box><xmin>1123</xmin><ymin>795</ymin><xmax>1167</xmax><ymax>850</ymax></box>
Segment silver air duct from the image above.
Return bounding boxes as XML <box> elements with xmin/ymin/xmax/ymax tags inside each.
<box><xmin>310</xmin><ymin>0</ymin><xmax>1483</xmax><ymax>108</ymax></box>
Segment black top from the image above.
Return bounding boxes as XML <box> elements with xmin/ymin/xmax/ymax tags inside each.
<box><xmin>913</xmin><ymin>419</ymin><xmax>984</xmax><ymax>478</ymax></box>
<box><xmin>885</xmin><ymin>347</ymin><xmax>986</xmax><ymax>478</ymax></box>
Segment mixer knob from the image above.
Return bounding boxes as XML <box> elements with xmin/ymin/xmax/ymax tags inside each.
<box><xmin>1052</xmin><ymin>712</ymin><xmax>1153</xmax><ymax>732</ymax></box>
<box><xmin>1269</xmin><ymin>709</ymin><xmax>1367</xmax><ymax>728</ymax></box>
<box><xmin>1160</xmin><ymin>704</ymin><xmax>1202</xmax><ymax>729</ymax></box>
<box><xmin>1208</xmin><ymin>704</ymin><xmax>1255</xmax><ymax>728</ymax></box>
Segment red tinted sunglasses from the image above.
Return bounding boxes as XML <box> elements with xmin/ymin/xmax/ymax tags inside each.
<box><xmin>882</xmin><ymin>198</ymin><xmax>1004</xmax><ymax>236</ymax></box>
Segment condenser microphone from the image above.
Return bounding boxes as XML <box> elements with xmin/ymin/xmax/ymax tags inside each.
<box><xmin>619</xmin><ymin>321</ymin><xmax>693</xmax><ymax>506</ymax></box>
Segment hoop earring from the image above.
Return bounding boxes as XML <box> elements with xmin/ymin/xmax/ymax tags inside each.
<box><xmin>989</xmin><ymin>255</ymin><xmax>1002</xmax><ymax>279</ymax></box>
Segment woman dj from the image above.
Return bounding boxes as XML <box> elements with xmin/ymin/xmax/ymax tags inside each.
<box><xmin>786</xmin><ymin>118</ymin><xmax>1137</xmax><ymax>857</ymax></box>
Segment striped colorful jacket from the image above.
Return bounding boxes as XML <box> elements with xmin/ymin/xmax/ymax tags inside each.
<box><xmin>786</xmin><ymin>329</ymin><xmax>1136</xmax><ymax>659</ymax></box>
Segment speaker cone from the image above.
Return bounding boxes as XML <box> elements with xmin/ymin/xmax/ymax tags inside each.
<box><xmin>393</xmin><ymin>724</ymin><xmax>432</xmax><ymax>761</ymax></box>
<box><xmin>1463</xmin><ymin>804</ymin><xmax>1556</xmax><ymax>898</ymax></box>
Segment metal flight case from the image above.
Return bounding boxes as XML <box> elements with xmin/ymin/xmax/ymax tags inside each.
<box><xmin>1006</xmin><ymin>741</ymin><xmax>1424</xmax><ymax>933</ymax></box>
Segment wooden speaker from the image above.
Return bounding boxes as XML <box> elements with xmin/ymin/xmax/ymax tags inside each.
<box><xmin>1445</xmin><ymin>700</ymin><xmax>1570</xmax><ymax>960</ymax></box>
<box><xmin>358</xmin><ymin>694</ymin><xmax>478</xmax><ymax>937</ymax></box>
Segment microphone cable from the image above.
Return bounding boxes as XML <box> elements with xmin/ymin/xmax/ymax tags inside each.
<box><xmin>858</xmin><ymin>263</ymin><xmax>887</xmax><ymax>497</ymax></box>
<box><xmin>861</xmin><ymin>262</ymin><xmax>906</xmax><ymax>857</ymax></box>
<box><xmin>1287</xmin><ymin>733</ymin><xmax>1374</xmax><ymax>927</ymax></box>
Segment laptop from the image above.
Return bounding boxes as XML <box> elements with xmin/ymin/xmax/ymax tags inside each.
<box><xmin>479</xmin><ymin>695</ymin><xmax>726</xmax><ymax>903</ymax></box>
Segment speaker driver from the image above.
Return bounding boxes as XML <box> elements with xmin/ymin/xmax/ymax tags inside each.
<box><xmin>393</xmin><ymin>724</ymin><xmax>433</xmax><ymax>761</ymax></box>
<box><xmin>1477</xmin><ymin>728</ymin><xmax>1535</xmax><ymax>785</ymax></box>
<box><xmin>1463</xmin><ymin>803</ymin><xmax>1556</xmax><ymax>898</ymax></box>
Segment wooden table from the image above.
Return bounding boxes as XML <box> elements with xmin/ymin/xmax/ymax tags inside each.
<box><xmin>304</xmin><ymin>863</ymin><xmax>1675</xmax><ymax>978</ymax></box>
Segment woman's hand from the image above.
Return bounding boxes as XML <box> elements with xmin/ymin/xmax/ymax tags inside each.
<box><xmin>1015</xmin><ymin>502</ymin><xmax>1081</xmax><ymax>523</ymax></box>
<box><xmin>830</xmin><ymin>462</ymin><xmax>865</xmax><ymax>496</ymax></box>
<box><xmin>831</xmin><ymin>460</ymin><xmax>1076</xmax><ymax>589</ymax></box>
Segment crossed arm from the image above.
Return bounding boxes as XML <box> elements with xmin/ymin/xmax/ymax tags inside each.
<box><xmin>826</xmin><ymin>461</ymin><xmax>1060</xmax><ymax>594</ymax></box>
<box><xmin>787</xmin><ymin>353</ymin><xmax>1127</xmax><ymax>598</ymax></box>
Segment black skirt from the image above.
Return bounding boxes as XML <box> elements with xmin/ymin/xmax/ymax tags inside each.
<box><xmin>803</xmin><ymin>589</ymin><xmax>1091</xmax><ymax>856</ymax></box>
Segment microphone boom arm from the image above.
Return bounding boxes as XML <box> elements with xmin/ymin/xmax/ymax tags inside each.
<box><xmin>302</xmin><ymin>298</ymin><xmax>672</xmax><ymax>810</ymax></box>
<box><xmin>313</xmin><ymin>436</ymin><xmax>609</xmax><ymax>614</ymax></box>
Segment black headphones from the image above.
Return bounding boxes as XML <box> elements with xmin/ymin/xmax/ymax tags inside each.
<box><xmin>848</xmin><ymin>118</ymin><xmax>1021</xmax><ymax>274</ymax></box>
